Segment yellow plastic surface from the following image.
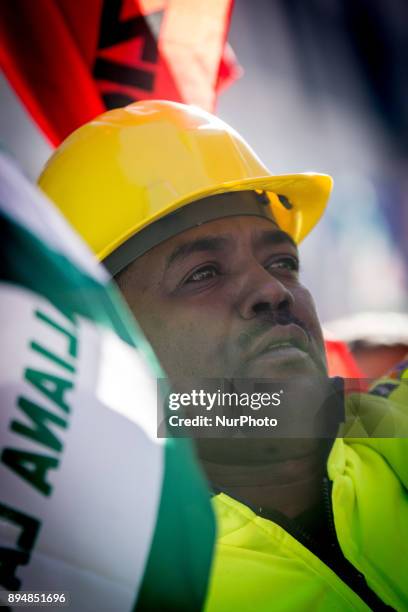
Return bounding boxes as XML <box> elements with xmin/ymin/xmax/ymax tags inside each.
<box><xmin>39</xmin><ymin>100</ymin><xmax>333</xmax><ymax>260</ymax></box>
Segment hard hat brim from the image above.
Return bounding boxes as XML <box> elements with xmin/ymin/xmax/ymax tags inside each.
<box><xmin>103</xmin><ymin>172</ymin><xmax>332</xmax><ymax>261</ymax></box>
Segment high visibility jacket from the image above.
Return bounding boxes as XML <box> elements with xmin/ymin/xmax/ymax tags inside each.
<box><xmin>205</xmin><ymin>364</ymin><xmax>408</xmax><ymax>611</ymax></box>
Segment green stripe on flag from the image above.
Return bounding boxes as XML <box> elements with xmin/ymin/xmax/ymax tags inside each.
<box><xmin>0</xmin><ymin>207</ymin><xmax>135</xmax><ymax>347</ymax></box>
<box><xmin>135</xmin><ymin>438</ymin><xmax>215</xmax><ymax>611</ymax></box>
<box><xmin>0</xmin><ymin>152</ymin><xmax>215</xmax><ymax>611</ymax></box>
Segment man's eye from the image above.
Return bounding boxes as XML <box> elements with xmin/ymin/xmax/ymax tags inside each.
<box><xmin>185</xmin><ymin>265</ymin><xmax>219</xmax><ymax>283</ymax></box>
<box><xmin>267</xmin><ymin>257</ymin><xmax>299</xmax><ymax>273</ymax></box>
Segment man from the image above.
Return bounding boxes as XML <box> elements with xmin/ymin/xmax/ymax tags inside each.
<box><xmin>39</xmin><ymin>101</ymin><xmax>407</xmax><ymax>611</ymax></box>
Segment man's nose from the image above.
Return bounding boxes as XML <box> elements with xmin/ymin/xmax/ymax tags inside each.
<box><xmin>236</xmin><ymin>261</ymin><xmax>295</xmax><ymax>320</ymax></box>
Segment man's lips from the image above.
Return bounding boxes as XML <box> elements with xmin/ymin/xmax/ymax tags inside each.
<box><xmin>246</xmin><ymin>324</ymin><xmax>310</xmax><ymax>362</ymax></box>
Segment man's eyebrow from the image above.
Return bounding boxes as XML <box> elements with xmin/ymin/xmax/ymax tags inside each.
<box><xmin>165</xmin><ymin>235</ymin><xmax>231</xmax><ymax>270</ymax></box>
<box><xmin>257</xmin><ymin>229</ymin><xmax>298</xmax><ymax>251</ymax></box>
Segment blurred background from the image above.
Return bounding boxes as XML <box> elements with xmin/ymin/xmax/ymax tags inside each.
<box><xmin>1</xmin><ymin>0</ymin><xmax>407</xmax><ymax>325</ymax></box>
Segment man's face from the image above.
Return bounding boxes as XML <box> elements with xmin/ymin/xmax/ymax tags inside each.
<box><xmin>116</xmin><ymin>213</ymin><xmax>327</xmax><ymax>383</ymax></box>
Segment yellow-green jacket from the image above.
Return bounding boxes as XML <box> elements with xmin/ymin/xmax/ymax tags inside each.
<box><xmin>206</xmin><ymin>366</ymin><xmax>408</xmax><ymax>611</ymax></box>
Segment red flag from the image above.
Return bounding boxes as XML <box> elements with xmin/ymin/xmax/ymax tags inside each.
<box><xmin>325</xmin><ymin>338</ymin><xmax>363</xmax><ymax>378</ymax></box>
<box><xmin>0</xmin><ymin>0</ymin><xmax>240</xmax><ymax>145</ymax></box>
<box><xmin>325</xmin><ymin>337</ymin><xmax>368</xmax><ymax>393</ymax></box>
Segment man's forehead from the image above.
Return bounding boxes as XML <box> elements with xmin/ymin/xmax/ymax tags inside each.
<box><xmin>116</xmin><ymin>216</ymin><xmax>299</xmax><ymax>292</ymax></box>
<box><xmin>160</xmin><ymin>216</ymin><xmax>298</xmax><ymax>268</ymax></box>
<box><xmin>108</xmin><ymin>190</ymin><xmax>288</xmax><ymax>276</ymax></box>
<box><xmin>115</xmin><ymin>215</ymin><xmax>301</xmax><ymax>304</ymax></box>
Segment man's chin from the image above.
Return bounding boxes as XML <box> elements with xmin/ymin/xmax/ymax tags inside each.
<box><xmin>239</xmin><ymin>347</ymin><xmax>325</xmax><ymax>379</ymax></box>
<box><xmin>195</xmin><ymin>438</ymin><xmax>323</xmax><ymax>466</ymax></box>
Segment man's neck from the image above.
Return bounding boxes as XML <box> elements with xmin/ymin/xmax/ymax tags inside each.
<box><xmin>201</xmin><ymin>441</ymin><xmax>330</xmax><ymax>519</ymax></box>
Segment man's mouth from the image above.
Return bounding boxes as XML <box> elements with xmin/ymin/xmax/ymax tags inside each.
<box><xmin>247</xmin><ymin>324</ymin><xmax>310</xmax><ymax>361</ymax></box>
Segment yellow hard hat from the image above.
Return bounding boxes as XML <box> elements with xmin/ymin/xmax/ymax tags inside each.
<box><xmin>39</xmin><ymin>100</ymin><xmax>332</xmax><ymax>272</ymax></box>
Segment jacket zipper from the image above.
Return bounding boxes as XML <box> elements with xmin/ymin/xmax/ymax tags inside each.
<box><xmin>253</xmin><ymin>479</ymin><xmax>394</xmax><ymax>611</ymax></box>
<box><xmin>212</xmin><ymin>482</ymin><xmax>395</xmax><ymax>610</ymax></box>
<box><xmin>318</xmin><ymin>477</ymin><xmax>394</xmax><ymax>611</ymax></box>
